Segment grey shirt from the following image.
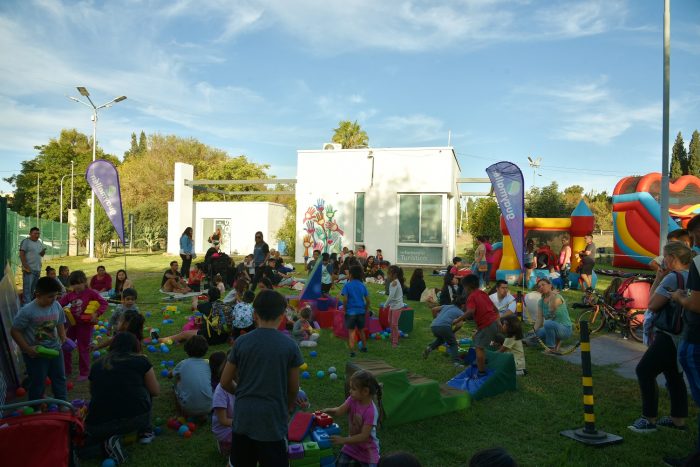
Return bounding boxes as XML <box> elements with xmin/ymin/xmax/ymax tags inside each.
<box><xmin>20</xmin><ymin>237</ymin><xmax>45</xmax><ymax>272</ymax></box>
<box><xmin>12</xmin><ymin>299</ymin><xmax>65</xmax><ymax>350</ymax></box>
<box><xmin>173</xmin><ymin>358</ymin><xmax>213</xmax><ymax>415</ymax></box>
<box><xmin>228</xmin><ymin>328</ymin><xmax>303</xmax><ymax>441</ymax></box>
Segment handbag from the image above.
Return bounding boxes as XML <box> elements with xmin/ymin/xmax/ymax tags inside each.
<box><xmin>654</xmin><ymin>271</ymin><xmax>685</xmax><ymax>335</ymax></box>
<box><xmin>477</xmin><ymin>261</ymin><xmax>488</xmax><ymax>272</ymax></box>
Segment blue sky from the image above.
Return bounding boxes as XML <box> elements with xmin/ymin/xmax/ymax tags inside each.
<box><xmin>0</xmin><ymin>0</ymin><xmax>698</xmax><ymax>196</ymax></box>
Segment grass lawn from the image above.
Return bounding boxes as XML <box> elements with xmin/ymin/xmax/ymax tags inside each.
<box><xmin>27</xmin><ymin>252</ymin><xmax>698</xmax><ymax>466</ymax></box>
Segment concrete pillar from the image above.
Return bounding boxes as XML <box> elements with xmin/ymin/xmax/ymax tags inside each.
<box><xmin>168</xmin><ymin>163</ymin><xmax>194</xmax><ymax>255</ymax></box>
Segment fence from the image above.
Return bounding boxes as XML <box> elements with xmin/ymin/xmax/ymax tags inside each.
<box><xmin>0</xmin><ymin>198</ymin><xmax>70</xmax><ymax>280</ymax></box>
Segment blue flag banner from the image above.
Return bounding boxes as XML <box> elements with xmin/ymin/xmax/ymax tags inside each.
<box><xmin>86</xmin><ymin>160</ymin><xmax>125</xmax><ymax>243</ymax></box>
<box><xmin>486</xmin><ymin>162</ymin><xmax>525</xmax><ymax>270</ymax></box>
<box><xmin>300</xmin><ymin>259</ymin><xmax>323</xmax><ymax>301</ymax></box>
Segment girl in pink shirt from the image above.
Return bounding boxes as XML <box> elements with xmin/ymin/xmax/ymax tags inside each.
<box><xmin>323</xmin><ymin>370</ymin><xmax>382</xmax><ymax>466</ymax></box>
<box><xmin>559</xmin><ymin>236</ymin><xmax>572</xmax><ymax>290</ymax></box>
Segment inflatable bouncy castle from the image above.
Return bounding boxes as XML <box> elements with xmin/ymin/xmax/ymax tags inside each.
<box><xmin>612</xmin><ymin>173</ymin><xmax>700</xmax><ymax>269</ymax></box>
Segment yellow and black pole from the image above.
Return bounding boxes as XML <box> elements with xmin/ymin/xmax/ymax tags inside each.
<box><xmin>561</xmin><ymin>320</ymin><xmax>622</xmax><ymax>446</ymax></box>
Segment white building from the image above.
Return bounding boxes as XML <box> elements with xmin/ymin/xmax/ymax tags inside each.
<box><xmin>294</xmin><ymin>146</ymin><xmax>460</xmax><ymax>266</ymax></box>
<box><xmin>167</xmin><ymin>163</ymin><xmax>289</xmax><ymax>256</ymax></box>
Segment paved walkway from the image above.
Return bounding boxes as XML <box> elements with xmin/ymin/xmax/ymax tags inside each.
<box><xmin>557</xmin><ymin>333</ymin><xmax>647</xmax><ymax>380</ymax></box>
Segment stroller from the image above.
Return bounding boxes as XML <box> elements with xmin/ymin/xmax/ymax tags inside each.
<box><xmin>0</xmin><ymin>398</ymin><xmax>84</xmax><ymax>467</ymax></box>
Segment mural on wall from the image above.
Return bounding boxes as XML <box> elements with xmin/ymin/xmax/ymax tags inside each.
<box><xmin>302</xmin><ymin>198</ymin><xmax>345</xmax><ymax>261</ymax></box>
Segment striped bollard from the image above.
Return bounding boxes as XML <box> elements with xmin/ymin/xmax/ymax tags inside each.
<box><xmin>560</xmin><ymin>320</ymin><xmax>623</xmax><ymax>446</ymax></box>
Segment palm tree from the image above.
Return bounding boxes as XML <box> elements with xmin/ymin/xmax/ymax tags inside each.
<box><xmin>332</xmin><ymin>120</ymin><xmax>369</xmax><ymax>149</ymax></box>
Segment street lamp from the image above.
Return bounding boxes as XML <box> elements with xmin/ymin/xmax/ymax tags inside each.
<box><xmin>68</xmin><ymin>88</ymin><xmax>126</xmax><ymax>259</ymax></box>
<box><xmin>60</xmin><ymin>162</ymin><xmax>75</xmax><ymax>256</ymax></box>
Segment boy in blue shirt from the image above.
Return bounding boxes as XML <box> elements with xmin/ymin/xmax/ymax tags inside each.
<box><xmin>341</xmin><ymin>265</ymin><xmax>370</xmax><ymax>357</ymax></box>
<box><xmin>108</xmin><ymin>288</ymin><xmax>139</xmax><ymax>332</ymax></box>
<box><xmin>11</xmin><ymin>276</ymin><xmax>67</xmax><ymax>401</ymax></box>
<box><xmin>220</xmin><ymin>289</ymin><xmax>303</xmax><ymax>467</ymax></box>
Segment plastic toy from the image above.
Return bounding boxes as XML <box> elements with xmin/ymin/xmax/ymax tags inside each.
<box><xmin>92</xmin><ymin>351</ymin><xmax>101</xmax><ymax>359</ymax></box>
<box><xmin>316</xmin><ymin>371</ymin><xmax>325</xmax><ymax>379</ymax></box>
<box><xmin>310</xmin><ymin>351</ymin><xmax>318</xmax><ymax>358</ymax></box>
<box><xmin>183</xmin><ymin>431</ymin><xmax>192</xmax><ymax>439</ymax></box>
<box><xmin>36</xmin><ymin>346</ymin><xmax>59</xmax><ymax>358</ymax></box>
<box><xmin>329</xmin><ymin>373</ymin><xmax>338</xmax><ymax>381</ymax></box>
<box><xmin>154</xmin><ymin>417</ymin><xmax>163</xmax><ymax>426</ymax></box>
<box><xmin>327</xmin><ymin>366</ymin><xmax>336</xmax><ymax>374</ymax></box>
<box><xmin>178</xmin><ymin>425</ymin><xmax>190</xmax><ymax>436</ymax></box>
<box><xmin>160</xmin><ymin>369</ymin><xmax>169</xmax><ymax>377</ymax></box>
<box><xmin>154</xmin><ymin>426</ymin><xmax>163</xmax><ymax>435</ymax></box>
<box><xmin>79</xmin><ymin>300</ymin><xmax>100</xmax><ymax>323</ymax></box>
<box><xmin>187</xmin><ymin>422</ymin><xmax>196</xmax><ymax>432</ymax></box>
<box><xmin>102</xmin><ymin>459</ymin><xmax>117</xmax><ymax>467</ymax></box>
<box><xmin>22</xmin><ymin>406</ymin><xmax>34</xmax><ymax>415</ymax></box>
<box><xmin>48</xmin><ymin>404</ymin><xmax>58</xmax><ymax>413</ymax></box>
<box><xmin>300</xmin><ymin>363</ymin><xmax>308</xmax><ymax>371</ymax></box>
<box><xmin>288</xmin><ymin>443</ymin><xmax>304</xmax><ymax>460</ymax></box>
<box><xmin>313</xmin><ymin>411</ymin><xmax>334</xmax><ymax>428</ymax></box>
<box><xmin>288</xmin><ymin>411</ymin><xmax>314</xmax><ymax>442</ymax></box>
<box><xmin>311</xmin><ymin>428</ymin><xmax>332</xmax><ymax>449</ymax></box>
<box><xmin>147</xmin><ymin>345</ymin><xmax>157</xmax><ymax>353</ymax></box>
<box><xmin>67</xmin><ymin>381</ymin><xmax>74</xmax><ymax>391</ymax></box>
<box><xmin>301</xmin><ymin>371</ymin><xmax>310</xmax><ymax>379</ymax></box>
<box><xmin>62</xmin><ymin>338</ymin><xmax>77</xmax><ymax>353</ymax></box>
<box><xmin>145</xmin><ymin>312</ymin><xmax>151</xmax><ymax>318</ymax></box>
<box><xmin>15</xmin><ymin>387</ymin><xmax>26</xmax><ymax>397</ymax></box>
<box><xmin>160</xmin><ymin>344</ymin><xmax>170</xmax><ymax>353</ymax></box>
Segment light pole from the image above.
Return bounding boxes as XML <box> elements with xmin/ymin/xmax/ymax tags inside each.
<box><xmin>60</xmin><ymin>170</ymin><xmax>74</xmax><ymax>255</ymax></box>
<box><xmin>68</xmin><ymin>87</ymin><xmax>126</xmax><ymax>259</ymax></box>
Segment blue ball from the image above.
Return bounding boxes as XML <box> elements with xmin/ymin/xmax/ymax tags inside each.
<box><xmin>154</xmin><ymin>426</ymin><xmax>163</xmax><ymax>435</ymax></box>
<box><xmin>160</xmin><ymin>346</ymin><xmax>170</xmax><ymax>353</ymax></box>
<box><xmin>92</xmin><ymin>351</ymin><xmax>101</xmax><ymax>358</ymax></box>
<box><xmin>102</xmin><ymin>459</ymin><xmax>117</xmax><ymax>467</ymax></box>
<box><xmin>147</xmin><ymin>345</ymin><xmax>156</xmax><ymax>352</ymax></box>
<box><xmin>160</xmin><ymin>369</ymin><xmax>169</xmax><ymax>377</ymax></box>
<box><xmin>328</xmin><ymin>366</ymin><xmax>337</xmax><ymax>374</ymax></box>
<box><xmin>316</xmin><ymin>371</ymin><xmax>325</xmax><ymax>379</ymax></box>
<box><xmin>168</xmin><ymin>360</ymin><xmax>175</xmax><ymax>367</ymax></box>
<box><xmin>178</xmin><ymin>425</ymin><xmax>190</xmax><ymax>435</ymax></box>
<box><xmin>310</xmin><ymin>351</ymin><xmax>318</xmax><ymax>358</ymax></box>
<box><xmin>301</xmin><ymin>371</ymin><xmax>311</xmax><ymax>379</ymax></box>
<box><xmin>145</xmin><ymin>312</ymin><xmax>151</xmax><ymax>318</ymax></box>
<box><xmin>151</xmin><ymin>338</ymin><xmax>159</xmax><ymax>344</ymax></box>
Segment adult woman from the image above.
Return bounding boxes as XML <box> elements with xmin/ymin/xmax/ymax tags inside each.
<box><xmin>110</xmin><ymin>269</ymin><xmax>133</xmax><ymax>299</ymax></box>
<box><xmin>85</xmin><ymin>332</ymin><xmax>159</xmax><ymax>448</ymax></box>
<box><xmin>523</xmin><ymin>239</ymin><xmax>536</xmax><ymax>287</ymax></box>
<box><xmin>407</xmin><ymin>269</ymin><xmax>426</xmax><ymax>301</ymax></box>
<box><xmin>89</xmin><ymin>266</ymin><xmax>112</xmax><ymax>293</ymax></box>
<box><xmin>251</xmin><ymin>231</ymin><xmax>270</xmax><ymax>291</ymax></box>
<box><xmin>58</xmin><ymin>265</ymin><xmax>70</xmax><ymax>289</ymax></box>
<box><xmin>559</xmin><ymin>235</ymin><xmax>572</xmax><ymax>290</ymax></box>
<box><xmin>533</xmin><ymin>278</ymin><xmax>572</xmax><ymax>353</ymax></box>
<box><xmin>629</xmin><ymin>241</ymin><xmax>690</xmax><ymax>433</ymax></box>
<box><xmin>179</xmin><ymin>227</ymin><xmax>194</xmax><ymax>279</ymax></box>
<box><xmin>472</xmin><ymin>236</ymin><xmax>488</xmax><ymax>289</ymax></box>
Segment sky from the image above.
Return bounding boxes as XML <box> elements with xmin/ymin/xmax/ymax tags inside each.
<box><xmin>0</xmin><ymin>0</ymin><xmax>698</xmax><ymax>197</ymax></box>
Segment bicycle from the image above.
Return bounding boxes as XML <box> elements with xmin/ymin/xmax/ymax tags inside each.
<box><xmin>577</xmin><ymin>292</ymin><xmax>645</xmax><ymax>342</ymax></box>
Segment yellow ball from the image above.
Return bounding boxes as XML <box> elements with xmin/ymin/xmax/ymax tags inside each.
<box><xmin>438</xmin><ymin>346</ymin><xmax>446</xmax><ymax>353</ymax></box>
<box><xmin>300</xmin><ymin>363</ymin><xmax>308</xmax><ymax>371</ymax></box>
<box><xmin>165</xmin><ymin>338</ymin><xmax>174</xmax><ymax>345</ymax></box>
<box><xmin>93</xmin><ymin>324</ymin><xmax>99</xmax><ymax>330</ymax></box>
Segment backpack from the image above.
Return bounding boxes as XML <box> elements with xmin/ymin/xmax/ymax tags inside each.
<box><xmin>653</xmin><ymin>271</ymin><xmax>685</xmax><ymax>335</ymax></box>
<box><xmin>199</xmin><ymin>302</ymin><xmax>232</xmax><ymax>344</ymax></box>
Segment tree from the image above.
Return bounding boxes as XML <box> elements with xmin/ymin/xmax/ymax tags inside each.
<box><xmin>563</xmin><ymin>185</ymin><xmax>585</xmax><ymax>211</ymax></box>
<box><xmin>586</xmin><ymin>191</ymin><xmax>613</xmax><ymax>231</ymax></box>
<box><xmin>123</xmin><ymin>132</ymin><xmax>139</xmax><ymax>161</ymax></box>
<box><xmin>332</xmin><ymin>120</ymin><xmax>369</xmax><ymax>149</ymax></box>
<box><xmin>75</xmin><ymin>204</ymin><xmax>119</xmax><ymax>258</ymax></box>
<box><xmin>275</xmin><ymin>197</ymin><xmax>297</xmax><ymax>258</ymax></box>
<box><xmin>525</xmin><ymin>182</ymin><xmax>570</xmax><ymax>218</ymax></box>
<box><xmin>138</xmin><ymin>131</ymin><xmax>147</xmax><ymax>154</ymax></box>
<box><xmin>466</xmin><ymin>197</ymin><xmax>502</xmax><ymax>247</ymax></box>
<box><xmin>688</xmin><ymin>130</ymin><xmax>700</xmax><ymax>177</ymax></box>
<box><xmin>670</xmin><ymin>132</ymin><xmax>688</xmax><ymax>179</ymax></box>
<box><xmin>3</xmin><ymin>129</ymin><xmax>118</xmax><ymax>220</ymax></box>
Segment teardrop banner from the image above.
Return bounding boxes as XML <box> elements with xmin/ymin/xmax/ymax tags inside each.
<box><xmin>86</xmin><ymin>160</ymin><xmax>125</xmax><ymax>243</ymax></box>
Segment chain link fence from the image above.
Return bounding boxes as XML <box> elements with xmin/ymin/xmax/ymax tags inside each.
<box><xmin>0</xmin><ymin>198</ymin><xmax>69</xmax><ymax>280</ymax></box>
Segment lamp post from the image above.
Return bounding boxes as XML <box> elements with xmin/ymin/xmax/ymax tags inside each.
<box><xmin>60</xmin><ymin>168</ymin><xmax>74</xmax><ymax>256</ymax></box>
<box><xmin>68</xmin><ymin>88</ymin><xmax>126</xmax><ymax>259</ymax></box>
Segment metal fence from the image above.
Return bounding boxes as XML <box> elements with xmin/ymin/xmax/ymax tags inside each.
<box><xmin>0</xmin><ymin>198</ymin><xmax>69</xmax><ymax>280</ymax></box>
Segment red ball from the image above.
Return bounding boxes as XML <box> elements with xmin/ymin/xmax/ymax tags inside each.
<box><xmin>15</xmin><ymin>387</ymin><xmax>26</xmax><ymax>397</ymax></box>
<box><xmin>186</xmin><ymin>422</ymin><xmax>196</xmax><ymax>432</ymax></box>
<box><xmin>67</xmin><ymin>382</ymin><xmax>74</xmax><ymax>391</ymax></box>
<box><xmin>45</xmin><ymin>377</ymin><xmax>51</xmax><ymax>386</ymax></box>
<box><xmin>183</xmin><ymin>430</ymin><xmax>192</xmax><ymax>439</ymax></box>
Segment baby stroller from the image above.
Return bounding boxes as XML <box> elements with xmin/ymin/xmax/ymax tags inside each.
<box><xmin>0</xmin><ymin>398</ymin><xmax>84</xmax><ymax>467</ymax></box>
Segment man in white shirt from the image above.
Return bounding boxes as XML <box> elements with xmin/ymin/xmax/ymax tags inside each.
<box><xmin>19</xmin><ymin>227</ymin><xmax>46</xmax><ymax>303</ymax></box>
<box><xmin>489</xmin><ymin>280</ymin><xmax>516</xmax><ymax>318</ymax></box>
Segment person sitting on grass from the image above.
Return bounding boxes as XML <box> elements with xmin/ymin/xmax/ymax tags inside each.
<box><xmin>84</xmin><ymin>332</ymin><xmax>159</xmax><ymax>456</ymax></box>
<box><xmin>220</xmin><ymin>289</ymin><xmax>303</xmax><ymax>467</ymax></box>
<box><xmin>533</xmin><ymin>277</ymin><xmax>572</xmax><ymax>354</ymax></box>
<box><xmin>423</xmin><ymin>295</ymin><xmax>468</xmax><ymax>369</ymax></box>
<box><xmin>109</xmin><ymin>269</ymin><xmax>133</xmax><ymax>300</ymax></box>
<box><xmin>211</xmin><ymin>351</ymin><xmax>236</xmax><ymax>456</ymax></box>
<box><xmin>161</xmin><ymin>260</ymin><xmax>191</xmax><ymax>294</ymax></box>
<box><xmin>108</xmin><ymin>288</ymin><xmax>139</xmax><ymax>332</ymax></box>
<box><xmin>341</xmin><ymin>264</ymin><xmax>370</xmax><ymax>358</ymax></box>
<box><xmin>90</xmin><ymin>265</ymin><xmax>112</xmax><ymax>293</ymax></box>
<box><xmin>492</xmin><ymin>316</ymin><xmax>527</xmax><ymax>376</ymax></box>
<box><xmin>155</xmin><ymin>288</ymin><xmax>228</xmax><ymax>345</ymax></box>
<box><xmin>173</xmin><ymin>335</ymin><xmax>213</xmax><ymax>418</ymax></box>
<box><xmin>293</xmin><ymin>306</ymin><xmax>319</xmax><ymax>347</ymax></box>
<box><xmin>232</xmin><ymin>290</ymin><xmax>256</xmax><ymax>340</ymax></box>
<box><xmin>453</xmin><ymin>275</ymin><xmax>500</xmax><ymax>377</ymax></box>
<box><xmin>94</xmin><ymin>309</ymin><xmax>145</xmax><ymax>353</ymax></box>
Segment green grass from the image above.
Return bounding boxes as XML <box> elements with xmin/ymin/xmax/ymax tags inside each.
<box><xmin>31</xmin><ymin>253</ymin><xmax>697</xmax><ymax>466</ymax></box>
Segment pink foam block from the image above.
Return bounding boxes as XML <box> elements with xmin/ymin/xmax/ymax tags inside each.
<box><xmin>288</xmin><ymin>412</ymin><xmax>314</xmax><ymax>442</ymax></box>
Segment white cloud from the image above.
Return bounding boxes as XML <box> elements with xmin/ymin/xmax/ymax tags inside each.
<box><xmin>378</xmin><ymin>114</ymin><xmax>446</xmax><ymax>143</ymax></box>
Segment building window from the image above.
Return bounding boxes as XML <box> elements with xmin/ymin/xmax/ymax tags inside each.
<box><xmin>355</xmin><ymin>193</ymin><xmax>365</xmax><ymax>243</ymax></box>
<box><xmin>398</xmin><ymin>194</ymin><xmax>442</xmax><ymax>244</ymax></box>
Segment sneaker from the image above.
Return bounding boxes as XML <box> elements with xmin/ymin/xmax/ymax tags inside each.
<box><xmin>139</xmin><ymin>432</ymin><xmax>156</xmax><ymax>444</ymax></box>
<box><xmin>628</xmin><ymin>417</ymin><xmax>657</xmax><ymax>433</ymax></box>
<box><xmin>360</xmin><ymin>347</ymin><xmax>368</xmax><ymax>353</ymax></box>
<box><xmin>656</xmin><ymin>416</ymin><xmax>688</xmax><ymax>431</ymax></box>
<box><xmin>104</xmin><ymin>435</ymin><xmax>127</xmax><ymax>463</ymax></box>
<box><xmin>422</xmin><ymin>346</ymin><xmax>432</xmax><ymax>359</ymax></box>
<box><xmin>150</xmin><ymin>330</ymin><xmax>160</xmax><ymax>341</ymax></box>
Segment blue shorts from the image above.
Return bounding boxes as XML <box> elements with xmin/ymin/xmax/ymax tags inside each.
<box><xmin>345</xmin><ymin>313</ymin><xmax>366</xmax><ymax>330</ymax></box>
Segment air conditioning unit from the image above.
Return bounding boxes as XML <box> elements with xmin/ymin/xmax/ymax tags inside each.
<box><xmin>322</xmin><ymin>143</ymin><xmax>342</xmax><ymax>150</ymax></box>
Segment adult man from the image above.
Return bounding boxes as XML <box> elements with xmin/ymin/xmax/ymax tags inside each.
<box><xmin>489</xmin><ymin>280</ymin><xmax>516</xmax><ymax>318</ymax></box>
<box><xmin>19</xmin><ymin>227</ymin><xmax>46</xmax><ymax>303</ymax></box>
<box><xmin>578</xmin><ymin>234</ymin><xmax>596</xmax><ymax>289</ymax></box>
<box><xmin>250</xmin><ymin>231</ymin><xmax>270</xmax><ymax>291</ymax></box>
<box><xmin>161</xmin><ymin>261</ymin><xmax>191</xmax><ymax>293</ymax></box>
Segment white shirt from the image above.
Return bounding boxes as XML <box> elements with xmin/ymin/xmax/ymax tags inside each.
<box><xmin>489</xmin><ymin>292</ymin><xmax>516</xmax><ymax>316</ymax></box>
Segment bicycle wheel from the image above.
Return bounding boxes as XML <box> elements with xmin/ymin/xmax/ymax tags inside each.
<box><xmin>628</xmin><ymin>310</ymin><xmax>646</xmax><ymax>343</ymax></box>
<box><xmin>579</xmin><ymin>306</ymin><xmax>606</xmax><ymax>334</ymax></box>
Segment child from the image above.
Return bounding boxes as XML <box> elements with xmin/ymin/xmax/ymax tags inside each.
<box><xmin>231</xmin><ymin>290</ymin><xmax>256</xmax><ymax>340</ymax></box>
<box><xmin>108</xmin><ymin>288</ymin><xmax>139</xmax><ymax>332</ymax></box>
<box><xmin>341</xmin><ymin>265</ymin><xmax>370</xmax><ymax>357</ymax></box>
<box><xmin>321</xmin><ymin>252</ymin><xmax>333</xmax><ymax>295</ymax></box>
<box><xmin>375</xmin><ymin>249</ymin><xmax>384</xmax><ymax>263</ymax></box>
<box><xmin>385</xmin><ymin>265</ymin><xmax>404</xmax><ymax>348</ymax></box>
<box><xmin>94</xmin><ymin>309</ymin><xmax>145</xmax><ymax>353</ymax></box>
<box><xmin>453</xmin><ymin>275</ymin><xmax>500</xmax><ymax>376</ymax></box>
<box><xmin>173</xmin><ymin>335</ymin><xmax>213</xmax><ymax>417</ymax></box>
<box><xmin>323</xmin><ymin>370</ymin><xmax>382</xmax><ymax>466</ymax></box>
<box><xmin>211</xmin><ymin>351</ymin><xmax>235</xmax><ymax>456</ymax></box>
<box><xmin>293</xmin><ymin>306</ymin><xmax>319</xmax><ymax>347</ymax></box>
<box><xmin>214</xmin><ymin>273</ymin><xmax>226</xmax><ymax>295</ymax></box>
<box><xmin>188</xmin><ymin>263</ymin><xmax>206</xmax><ymax>292</ymax></box>
<box><xmin>220</xmin><ymin>290</ymin><xmax>303</xmax><ymax>466</ymax></box>
<box><xmin>59</xmin><ymin>270</ymin><xmax>109</xmax><ymax>381</ymax></box>
<box><xmin>157</xmin><ymin>288</ymin><xmax>227</xmax><ymax>345</ymax></box>
<box><xmin>10</xmin><ymin>277</ymin><xmax>67</xmax><ymax>401</ymax></box>
<box><xmin>422</xmin><ymin>296</ymin><xmax>468</xmax><ymax>369</ymax></box>
<box><xmin>493</xmin><ymin>316</ymin><xmax>527</xmax><ymax>376</ymax></box>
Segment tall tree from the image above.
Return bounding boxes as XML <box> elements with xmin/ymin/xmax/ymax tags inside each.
<box><xmin>331</xmin><ymin>120</ymin><xmax>369</xmax><ymax>149</ymax></box>
<box><xmin>123</xmin><ymin>132</ymin><xmax>138</xmax><ymax>161</ymax></box>
<box><xmin>670</xmin><ymin>131</ymin><xmax>688</xmax><ymax>178</ymax></box>
<box><xmin>688</xmin><ymin>130</ymin><xmax>700</xmax><ymax>177</ymax></box>
<box><xmin>525</xmin><ymin>182</ymin><xmax>570</xmax><ymax>218</ymax></box>
<box><xmin>467</xmin><ymin>197</ymin><xmax>502</xmax><ymax>246</ymax></box>
<box><xmin>138</xmin><ymin>130</ymin><xmax>147</xmax><ymax>154</ymax></box>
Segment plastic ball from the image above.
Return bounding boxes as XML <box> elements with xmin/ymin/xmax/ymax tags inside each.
<box><xmin>15</xmin><ymin>387</ymin><xmax>26</xmax><ymax>397</ymax></box>
<box><xmin>93</xmin><ymin>351</ymin><xmax>101</xmax><ymax>358</ymax></box>
<box><xmin>178</xmin><ymin>425</ymin><xmax>190</xmax><ymax>436</ymax></box>
<box><xmin>45</xmin><ymin>377</ymin><xmax>51</xmax><ymax>386</ymax></box>
<box><xmin>48</xmin><ymin>404</ymin><xmax>59</xmax><ymax>413</ymax></box>
<box><xmin>404</xmin><ymin>334</ymin><xmax>409</xmax><ymax>338</ymax></box>
<box><xmin>301</xmin><ymin>371</ymin><xmax>311</xmax><ymax>379</ymax></box>
<box><xmin>178</xmin><ymin>416</ymin><xmax>186</xmax><ymax>424</ymax></box>
<box><xmin>102</xmin><ymin>459</ymin><xmax>117</xmax><ymax>467</ymax></box>
<box><xmin>154</xmin><ymin>426</ymin><xmax>163</xmax><ymax>436</ymax></box>
<box><xmin>300</xmin><ymin>363</ymin><xmax>308</xmax><ymax>371</ymax></box>
<box><xmin>168</xmin><ymin>360</ymin><xmax>175</xmax><ymax>367</ymax></box>
<box><xmin>145</xmin><ymin>312</ymin><xmax>151</xmax><ymax>318</ymax></box>
<box><xmin>438</xmin><ymin>346</ymin><xmax>446</xmax><ymax>353</ymax></box>
<box><xmin>375</xmin><ymin>334</ymin><xmax>381</xmax><ymax>340</ymax></box>
<box><xmin>67</xmin><ymin>382</ymin><xmax>74</xmax><ymax>391</ymax></box>
<box><xmin>22</xmin><ymin>406</ymin><xmax>34</xmax><ymax>415</ymax></box>
<box><xmin>165</xmin><ymin>339</ymin><xmax>174</xmax><ymax>346</ymax></box>
<box><xmin>310</xmin><ymin>351</ymin><xmax>318</xmax><ymax>358</ymax></box>
<box><xmin>183</xmin><ymin>430</ymin><xmax>192</xmax><ymax>439</ymax></box>
<box><xmin>154</xmin><ymin>417</ymin><xmax>164</xmax><ymax>426</ymax></box>
<box><xmin>147</xmin><ymin>345</ymin><xmax>156</xmax><ymax>353</ymax></box>
<box><xmin>329</xmin><ymin>373</ymin><xmax>338</xmax><ymax>381</ymax></box>
<box><xmin>160</xmin><ymin>369</ymin><xmax>169</xmax><ymax>377</ymax></box>
<box><xmin>187</xmin><ymin>422</ymin><xmax>196</xmax><ymax>432</ymax></box>
<box><xmin>328</xmin><ymin>366</ymin><xmax>336</xmax><ymax>374</ymax></box>
<box><xmin>316</xmin><ymin>371</ymin><xmax>325</xmax><ymax>379</ymax></box>
<box><xmin>160</xmin><ymin>345</ymin><xmax>170</xmax><ymax>354</ymax></box>
<box><xmin>151</xmin><ymin>338</ymin><xmax>159</xmax><ymax>344</ymax></box>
